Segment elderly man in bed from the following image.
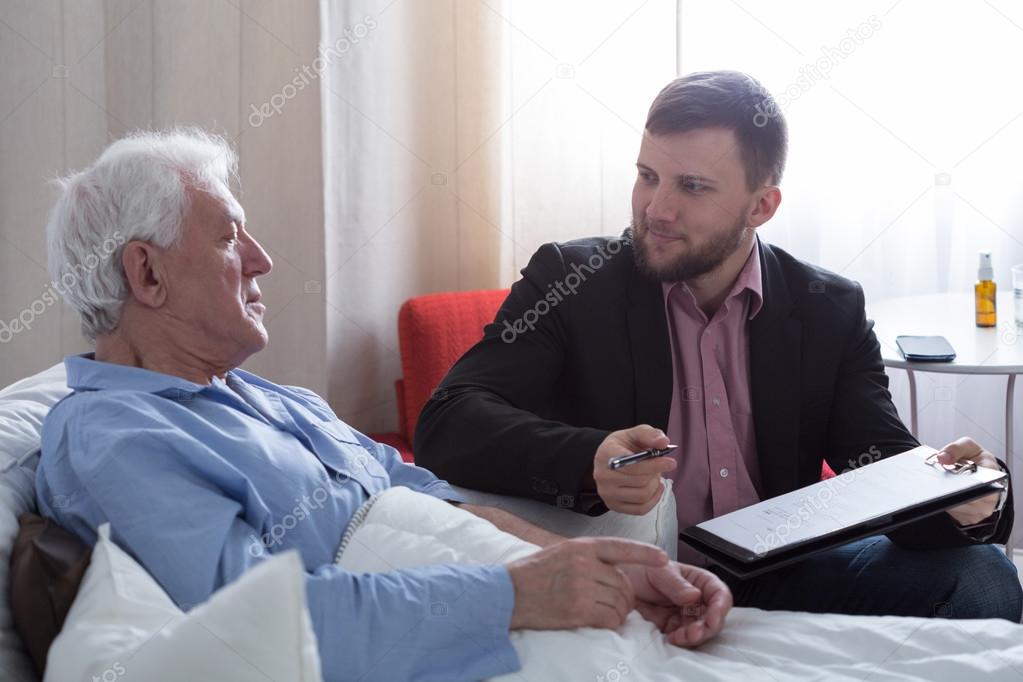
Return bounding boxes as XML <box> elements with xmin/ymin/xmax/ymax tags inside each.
<box><xmin>34</xmin><ymin>130</ymin><xmax>732</xmax><ymax>682</ymax></box>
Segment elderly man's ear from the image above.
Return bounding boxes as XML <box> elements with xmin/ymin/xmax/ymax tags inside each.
<box><xmin>121</xmin><ymin>241</ymin><xmax>170</xmax><ymax>308</ymax></box>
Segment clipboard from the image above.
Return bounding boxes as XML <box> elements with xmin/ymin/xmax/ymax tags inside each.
<box><xmin>680</xmin><ymin>446</ymin><xmax>1006</xmax><ymax>579</ymax></box>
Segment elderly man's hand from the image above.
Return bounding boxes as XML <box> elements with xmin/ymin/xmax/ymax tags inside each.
<box><xmin>620</xmin><ymin>561</ymin><xmax>732</xmax><ymax>647</ymax></box>
<box><xmin>506</xmin><ymin>538</ymin><xmax>668</xmax><ymax>631</ymax></box>
<box><xmin>937</xmin><ymin>437</ymin><xmax>1005</xmax><ymax>526</ymax></box>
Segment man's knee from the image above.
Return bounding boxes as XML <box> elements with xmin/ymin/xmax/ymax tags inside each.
<box><xmin>939</xmin><ymin>545</ymin><xmax>1022</xmax><ymax>622</ymax></box>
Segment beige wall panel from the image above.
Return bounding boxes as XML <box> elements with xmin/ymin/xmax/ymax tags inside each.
<box><xmin>151</xmin><ymin>0</ymin><xmax>240</xmax><ymax>137</ymax></box>
<box><xmin>0</xmin><ymin>1</ymin><xmax>66</xmax><ymax>384</ymax></box>
<box><xmin>235</xmin><ymin>0</ymin><xmax>326</xmax><ymax>394</ymax></box>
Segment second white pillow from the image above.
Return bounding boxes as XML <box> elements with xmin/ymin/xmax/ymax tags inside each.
<box><xmin>45</xmin><ymin>525</ymin><xmax>322</xmax><ymax>682</ymax></box>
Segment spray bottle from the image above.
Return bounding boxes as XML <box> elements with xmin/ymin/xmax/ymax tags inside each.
<box><xmin>975</xmin><ymin>250</ymin><xmax>996</xmax><ymax>328</ymax></box>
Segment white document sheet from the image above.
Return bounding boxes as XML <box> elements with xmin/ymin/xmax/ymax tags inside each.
<box><xmin>695</xmin><ymin>445</ymin><xmax>1006</xmax><ymax>556</ymax></box>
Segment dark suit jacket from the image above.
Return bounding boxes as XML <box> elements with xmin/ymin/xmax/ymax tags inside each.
<box><xmin>416</xmin><ymin>234</ymin><xmax>1013</xmax><ymax>549</ymax></box>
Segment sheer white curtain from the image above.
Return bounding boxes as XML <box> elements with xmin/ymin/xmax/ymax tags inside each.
<box><xmin>680</xmin><ymin>0</ymin><xmax>1023</xmax><ymax>543</ymax></box>
<box><xmin>320</xmin><ymin>0</ymin><xmax>676</xmax><ymax>432</ymax></box>
<box><xmin>321</xmin><ymin>0</ymin><xmax>1022</xmax><ymax>539</ymax></box>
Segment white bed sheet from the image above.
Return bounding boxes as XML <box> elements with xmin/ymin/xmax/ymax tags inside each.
<box><xmin>338</xmin><ymin>486</ymin><xmax>1023</xmax><ymax>682</ymax></box>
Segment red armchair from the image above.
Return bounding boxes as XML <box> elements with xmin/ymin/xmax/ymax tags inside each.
<box><xmin>370</xmin><ymin>289</ymin><xmax>510</xmax><ymax>462</ymax></box>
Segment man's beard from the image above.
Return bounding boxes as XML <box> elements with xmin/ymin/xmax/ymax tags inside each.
<box><xmin>631</xmin><ymin>214</ymin><xmax>750</xmax><ymax>283</ymax></box>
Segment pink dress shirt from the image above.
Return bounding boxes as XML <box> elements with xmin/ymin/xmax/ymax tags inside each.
<box><xmin>662</xmin><ymin>243</ymin><xmax>765</xmax><ymax>564</ymax></box>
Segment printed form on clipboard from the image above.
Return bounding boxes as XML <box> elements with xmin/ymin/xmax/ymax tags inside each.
<box><xmin>680</xmin><ymin>445</ymin><xmax>1007</xmax><ymax>578</ymax></box>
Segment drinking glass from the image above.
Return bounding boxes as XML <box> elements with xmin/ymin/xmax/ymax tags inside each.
<box><xmin>1013</xmin><ymin>264</ymin><xmax>1023</xmax><ymax>329</ymax></box>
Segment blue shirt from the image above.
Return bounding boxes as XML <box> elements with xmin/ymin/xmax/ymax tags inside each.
<box><xmin>37</xmin><ymin>354</ymin><xmax>520</xmax><ymax>682</ymax></box>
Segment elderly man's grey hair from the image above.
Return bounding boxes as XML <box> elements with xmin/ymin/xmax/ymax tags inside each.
<box><xmin>46</xmin><ymin>128</ymin><xmax>238</xmax><ymax>340</ymax></box>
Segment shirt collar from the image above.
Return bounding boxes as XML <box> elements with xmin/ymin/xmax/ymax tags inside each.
<box><xmin>733</xmin><ymin>239</ymin><xmax>764</xmax><ymax>320</ymax></box>
<box><xmin>64</xmin><ymin>353</ymin><xmax>228</xmax><ymax>395</ymax></box>
<box><xmin>662</xmin><ymin>238</ymin><xmax>764</xmax><ymax>320</ymax></box>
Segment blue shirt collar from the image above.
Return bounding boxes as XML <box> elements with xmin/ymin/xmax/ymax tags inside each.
<box><xmin>65</xmin><ymin>353</ymin><xmax>227</xmax><ymax>395</ymax></box>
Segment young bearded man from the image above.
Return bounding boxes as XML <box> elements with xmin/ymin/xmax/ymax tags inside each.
<box><xmin>416</xmin><ymin>70</ymin><xmax>1021</xmax><ymax>621</ymax></box>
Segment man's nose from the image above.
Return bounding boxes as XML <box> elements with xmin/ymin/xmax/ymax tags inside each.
<box><xmin>242</xmin><ymin>233</ymin><xmax>273</xmax><ymax>276</ymax></box>
<box><xmin>645</xmin><ymin>186</ymin><xmax>678</xmax><ymax>224</ymax></box>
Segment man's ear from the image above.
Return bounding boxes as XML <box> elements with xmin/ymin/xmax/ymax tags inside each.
<box><xmin>747</xmin><ymin>186</ymin><xmax>782</xmax><ymax>228</ymax></box>
<box><xmin>121</xmin><ymin>241</ymin><xmax>168</xmax><ymax>308</ymax></box>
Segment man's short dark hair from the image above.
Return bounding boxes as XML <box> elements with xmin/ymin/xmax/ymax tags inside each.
<box><xmin>645</xmin><ymin>71</ymin><xmax>787</xmax><ymax>191</ymax></box>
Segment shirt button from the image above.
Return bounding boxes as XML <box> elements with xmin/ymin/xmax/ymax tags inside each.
<box><xmin>712</xmin><ymin>398</ymin><xmax>721</xmax><ymax>406</ymax></box>
<box><xmin>719</xmin><ymin>468</ymin><xmax>729</xmax><ymax>478</ymax></box>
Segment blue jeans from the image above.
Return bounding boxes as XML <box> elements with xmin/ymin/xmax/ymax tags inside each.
<box><xmin>712</xmin><ymin>536</ymin><xmax>1023</xmax><ymax>622</ymax></box>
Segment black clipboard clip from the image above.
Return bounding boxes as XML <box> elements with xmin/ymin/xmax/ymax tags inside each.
<box><xmin>925</xmin><ymin>452</ymin><xmax>978</xmax><ymax>474</ymax></box>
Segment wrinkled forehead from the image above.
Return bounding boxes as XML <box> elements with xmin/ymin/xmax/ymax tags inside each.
<box><xmin>188</xmin><ymin>178</ymin><xmax>246</xmax><ymax>228</ymax></box>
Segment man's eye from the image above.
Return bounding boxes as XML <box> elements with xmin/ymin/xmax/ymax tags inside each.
<box><xmin>682</xmin><ymin>180</ymin><xmax>706</xmax><ymax>193</ymax></box>
<box><xmin>639</xmin><ymin>172</ymin><xmax>656</xmax><ymax>184</ymax></box>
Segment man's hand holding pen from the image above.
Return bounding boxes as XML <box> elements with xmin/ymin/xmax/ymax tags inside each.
<box><xmin>594</xmin><ymin>425</ymin><xmax>678</xmax><ymax>515</ymax></box>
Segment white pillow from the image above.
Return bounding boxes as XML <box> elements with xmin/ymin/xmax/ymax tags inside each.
<box><xmin>46</xmin><ymin>524</ymin><xmax>322</xmax><ymax>682</ymax></box>
<box><xmin>0</xmin><ymin>363</ymin><xmax>70</xmax><ymax>682</ymax></box>
<box><xmin>0</xmin><ymin>363</ymin><xmax>71</xmax><ymax>462</ymax></box>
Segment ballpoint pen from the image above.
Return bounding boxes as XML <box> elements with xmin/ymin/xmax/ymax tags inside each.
<box><xmin>608</xmin><ymin>445</ymin><xmax>678</xmax><ymax>470</ymax></box>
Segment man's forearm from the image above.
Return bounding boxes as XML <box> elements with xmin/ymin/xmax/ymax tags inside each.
<box><xmin>458</xmin><ymin>503</ymin><xmax>565</xmax><ymax>548</ymax></box>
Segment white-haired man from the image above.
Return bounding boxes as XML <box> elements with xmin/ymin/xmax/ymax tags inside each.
<box><xmin>35</xmin><ymin>129</ymin><xmax>732</xmax><ymax>681</ymax></box>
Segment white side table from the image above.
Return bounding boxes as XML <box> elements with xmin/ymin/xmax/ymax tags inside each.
<box><xmin>868</xmin><ymin>292</ymin><xmax>1022</xmax><ymax>555</ymax></box>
